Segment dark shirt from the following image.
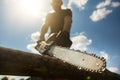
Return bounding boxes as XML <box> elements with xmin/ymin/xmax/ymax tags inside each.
<box><xmin>45</xmin><ymin>9</ymin><xmax>72</xmax><ymax>34</ymax></box>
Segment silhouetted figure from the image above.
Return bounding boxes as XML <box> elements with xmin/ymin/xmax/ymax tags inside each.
<box><xmin>37</xmin><ymin>0</ymin><xmax>73</xmax><ymax>48</ymax></box>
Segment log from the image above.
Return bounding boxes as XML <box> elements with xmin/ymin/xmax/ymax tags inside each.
<box><xmin>0</xmin><ymin>46</ymin><xmax>120</xmax><ymax>80</ymax></box>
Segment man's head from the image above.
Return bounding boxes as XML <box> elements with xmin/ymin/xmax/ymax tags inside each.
<box><xmin>51</xmin><ymin>0</ymin><xmax>63</xmax><ymax>12</ymax></box>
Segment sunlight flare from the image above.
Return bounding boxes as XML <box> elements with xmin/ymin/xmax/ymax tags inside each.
<box><xmin>19</xmin><ymin>0</ymin><xmax>50</xmax><ymax>17</ymax></box>
<box><xmin>20</xmin><ymin>0</ymin><xmax>43</xmax><ymax>17</ymax></box>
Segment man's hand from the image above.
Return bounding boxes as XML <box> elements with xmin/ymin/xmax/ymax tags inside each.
<box><xmin>35</xmin><ymin>37</ymin><xmax>45</xmax><ymax>50</ymax></box>
<box><xmin>37</xmin><ymin>33</ymin><xmax>46</xmax><ymax>43</ymax></box>
<box><xmin>37</xmin><ymin>37</ymin><xmax>45</xmax><ymax>44</ymax></box>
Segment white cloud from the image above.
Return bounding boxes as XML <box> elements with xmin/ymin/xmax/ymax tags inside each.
<box><xmin>71</xmin><ymin>32</ymin><xmax>92</xmax><ymax>51</ymax></box>
<box><xmin>96</xmin><ymin>0</ymin><xmax>111</xmax><ymax>9</ymax></box>
<box><xmin>111</xmin><ymin>2</ymin><xmax>120</xmax><ymax>8</ymax></box>
<box><xmin>108</xmin><ymin>67</ymin><xmax>119</xmax><ymax>73</ymax></box>
<box><xmin>27</xmin><ymin>31</ymin><xmax>40</xmax><ymax>53</ymax></box>
<box><xmin>68</xmin><ymin>0</ymin><xmax>88</xmax><ymax>10</ymax></box>
<box><xmin>100</xmin><ymin>51</ymin><xmax>109</xmax><ymax>60</ymax></box>
<box><xmin>90</xmin><ymin>8</ymin><xmax>112</xmax><ymax>22</ymax></box>
<box><xmin>90</xmin><ymin>0</ymin><xmax>120</xmax><ymax>22</ymax></box>
<box><xmin>31</xmin><ymin>31</ymin><xmax>40</xmax><ymax>42</ymax></box>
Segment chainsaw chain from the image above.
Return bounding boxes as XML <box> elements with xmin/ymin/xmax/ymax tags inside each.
<box><xmin>56</xmin><ymin>46</ymin><xmax>106</xmax><ymax>73</ymax></box>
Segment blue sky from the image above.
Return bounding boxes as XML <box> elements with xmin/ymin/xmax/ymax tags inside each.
<box><xmin>0</xmin><ymin>0</ymin><xmax>120</xmax><ymax>78</ymax></box>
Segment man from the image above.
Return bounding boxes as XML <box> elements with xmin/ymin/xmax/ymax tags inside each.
<box><xmin>37</xmin><ymin>0</ymin><xmax>72</xmax><ymax>48</ymax></box>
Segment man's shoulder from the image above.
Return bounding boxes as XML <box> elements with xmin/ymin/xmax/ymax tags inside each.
<box><xmin>63</xmin><ymin>8</ymin><xmax>72</xmax><ymax>16</ymax></box>
<box><xmin>46</xmin><ymin>11</ymin><xmax>57</xmax><ymax>17</ymax></box>
<box><xmin>62</xmin><ymin>8</ymin><xmax>72</xmax><ymax>12</ymax></box>
<box><xmin>46</xmin><ymin>12</ymin><xmax>53</xmax><ymax>18</ymax></box>
<box><xmin>47</xmin><ymin>13</ymin><xmax>52</xmax><ymax>16</ymax></box>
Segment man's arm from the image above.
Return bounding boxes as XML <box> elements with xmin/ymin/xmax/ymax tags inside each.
<box><xmin>37</xmin><ymin>14</ymin><xmax>51</xmax><ymax>43</ymax></box>
<box><xmin>38</xmin><ymin>23</ymin><xmax>49</xmax><ymax>42</ymax></box>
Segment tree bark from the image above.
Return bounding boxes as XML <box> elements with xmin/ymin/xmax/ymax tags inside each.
<box><xmin>0</xmin><ymin>46</ymin><xmax>120</xmax><ymax>80</ymax></box>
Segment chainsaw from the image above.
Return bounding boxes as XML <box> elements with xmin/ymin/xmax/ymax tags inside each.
<box><xmin>35</xmin><ymin>32</ymin><xmax>106</xmax><ymax>73</ymax></box>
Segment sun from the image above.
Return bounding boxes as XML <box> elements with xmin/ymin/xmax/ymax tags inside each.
<box><xmin>19</xmin><ymin>0</ymin><xmax>49</xmax><ymax>17</ymax></box>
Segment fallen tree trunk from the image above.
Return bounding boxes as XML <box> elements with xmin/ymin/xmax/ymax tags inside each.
<box><xmin>0</xmin><ymin>46</ymin><xmax>120</xmax><ymax>80</ymax></box>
